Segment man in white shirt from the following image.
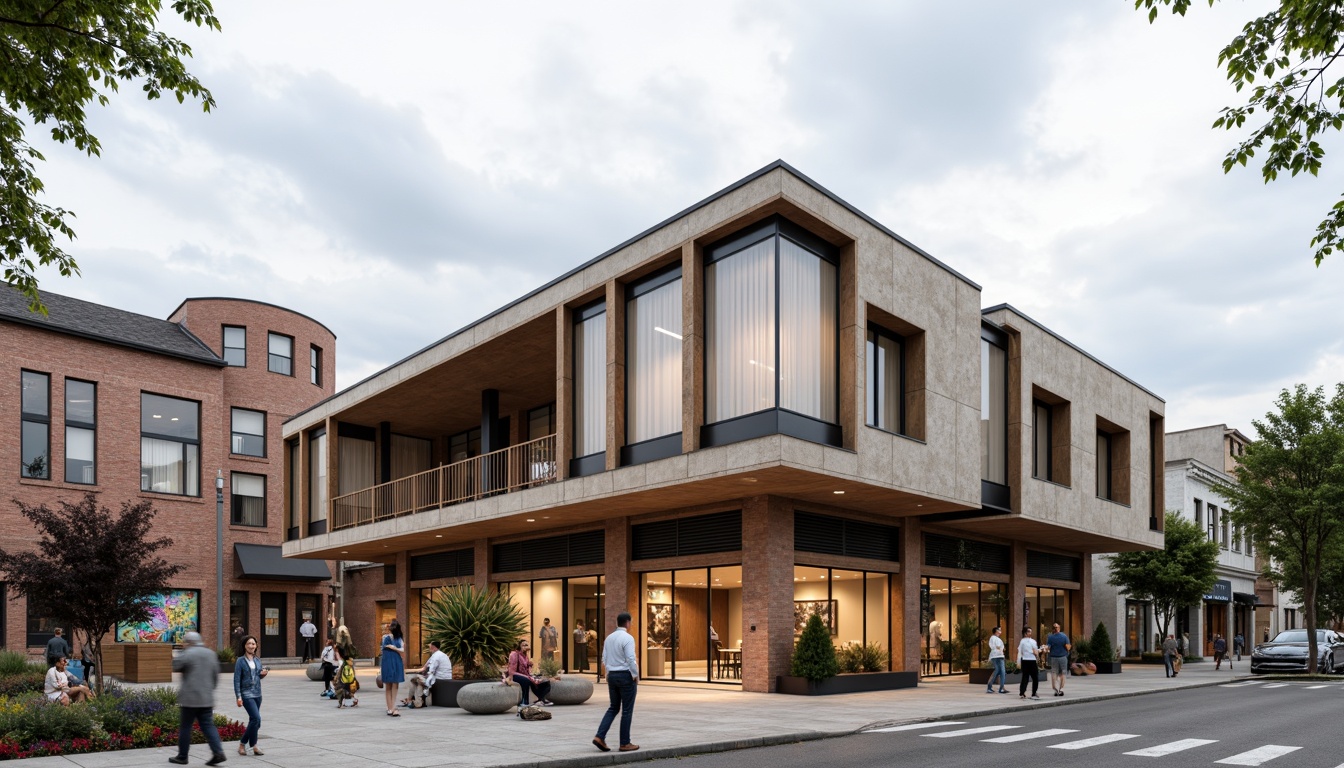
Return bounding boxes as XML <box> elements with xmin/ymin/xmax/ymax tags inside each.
<box><xmin>403</xmin><ymin>640</ymin><xmax>452</xmax><ymax>709</ymax></box>
<box><xmin>593</xmin><ymin>612</ymin><xmax>639</xmax><ymax>753</ymax></box>
<box><xmin>299</xmin><ymin>618</ymin><xmax>318</xmax><ymax>663</ymax></box>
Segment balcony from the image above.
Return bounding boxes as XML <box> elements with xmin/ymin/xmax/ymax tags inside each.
<box><xmin>331</xmin><ymin>434</ymin><xmax>557</xmax><ymax>531</ymax></box>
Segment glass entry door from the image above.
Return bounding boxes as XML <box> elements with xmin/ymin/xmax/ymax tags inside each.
<box><xmin>639</xmin><ymin>566</ymin><xmax>741</xmax><ymax>683</ymax></box>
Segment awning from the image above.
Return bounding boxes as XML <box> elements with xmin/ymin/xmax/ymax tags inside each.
<box><xmin>234</xmin><ymin>543</ymin><xmax>331</xmax><ymax>582</ymax></box>
<box><xmin>1234</xmin><ymin>592</ymin><xmax>1259</xmax><ymax>605</ymax></box>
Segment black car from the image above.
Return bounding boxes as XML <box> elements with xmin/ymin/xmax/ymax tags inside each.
<box><xmin>1250</xmin><ymin>629</ymin><xmax>1344</xmax><ymax>673</ymax></box>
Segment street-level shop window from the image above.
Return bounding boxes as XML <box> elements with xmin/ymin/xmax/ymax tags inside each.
<box><xmin>20</xmin><ymin>370</ymin><xmax>50</xmax><ymax>479</ymax></box>
<box><xmin>140</xmin><ymin>392</ymin><xmax>200</xmax><ymax>496</ymax></box>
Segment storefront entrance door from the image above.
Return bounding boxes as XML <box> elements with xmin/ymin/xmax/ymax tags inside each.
<box><xmin>259</xmin><ymin>592</ymin><xmax>286</xmax><ymax>658</ymax></box>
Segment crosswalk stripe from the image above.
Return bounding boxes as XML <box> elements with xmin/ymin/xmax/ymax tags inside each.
<box><xmin>923</xmin><ymin>725</ymin><xmax>1020</xmax><ymax>738</ymax></box>
<box><xmin>1306</xmin><ymin>684</ymin><xmax>1330</xmax><ymax>689</ymax></box>
<box><xmin>1215</xmin><ymin>745</ymin><xmax>1302</xmax><ymax>765</ymax></box>
<box><xmin>867</xmin><ymin>722</ymin><xmax>966</xmax><ymax>733</ymax></box>
<box><xmin>1220</xmin><ymin>682</ymin><xmax>1260</xmax><ymax>687</ymax></box>
<box><xmin>1048</xmin><ymin>733</ymin><xmax>1140</xmax><ymax>750</ymax></box>
<box><xmin>1123</xmin><ymin>738</ymin><xmax>1219</xmax><ymax>756</ymax></box>
<box><xmin>1260</xmin><ymin>683</ymin><xmax>1290</xmax><ymax>688</ymax></box>
<box><xmin>981</xmin><ymin>729</ymin><xmax>1079</xmax><ymax>743</ymax></box>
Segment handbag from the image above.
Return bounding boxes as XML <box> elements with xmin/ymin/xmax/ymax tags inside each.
<box><xmin>375</xmin><ymin>673</ymin><xmax>384</xmax><ymax>689</ymax></box>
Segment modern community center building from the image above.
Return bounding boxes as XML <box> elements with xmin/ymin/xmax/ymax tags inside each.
<box><xmin>281</xmin><ymin>161</ymin><xmax>1167</xmax><ymax>692</ymax></box>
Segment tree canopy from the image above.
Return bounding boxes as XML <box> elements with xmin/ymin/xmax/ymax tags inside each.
<box><xmin>0</xmin><ymin>0</ymin><xmax>219</xmax><ymax>312</ymax></box>
<box><xmin>0</xmin><ymin>494</ymin><xmax>183</xmax><ymax>691</ymax></box>
<box><xmin>1218</xmin><ymin>383</ymin><xmax>1344</xmax><ymax>671</ymax></box>
<box><xmin>1138</xmin><ymin>0</ymin><xmax>1344</xmax><ymax>265</ymax></box>
<box><xmin>1107</xmin><ymin>511</ymin><xmax>1220</xmax><ymax>643</ymax></box>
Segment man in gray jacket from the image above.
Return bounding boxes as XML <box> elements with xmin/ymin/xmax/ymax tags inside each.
<box><xmin>170</xmin><ymin>632</ymin><xmax>226</xmax><ymax>765</ymax></box>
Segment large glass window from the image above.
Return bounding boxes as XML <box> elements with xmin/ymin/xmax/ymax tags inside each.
<box><xmin>448</xmin><ymin>427</ymin><xmax>481</xmax><ymax>462</ymax></box>
<box><xmin>286</xmin><ymin>439</ymin><xmax>300</xmax><ymax>539</ymax></box>
<box><xmin>268</xmin><ymin>332</ymin><xmax>293</xmax><ymax>375</ymax></box>
<box><xmin>865</xmin><ymin>326</ymin><xmax>903</xmax><ymax>434</ymax></box>
<box><xmin>223</xmin><ymin>326</ymin><xmax>247</xmax><ymax>366</ymax></box>
<box><xmin>1027</xmin><ymin>585</ymin><xmax>1076</xmax><ymax>642</ymax></box>
<box><xmin>921</xmin><ymin>577</ymin><xmax>1005</xmax><ymax>676</ymax></box>
<box><xmin>980</xmin><ymin>333</ymin><xmax>1008</xmax><ymax>485</ymax></box>
<box><xmin>1125</xmin><ymin>600</ymin><xmax>1152</xmax><ymax>657</ymax></box>
<box><xmin>573</xmin><ymin>303</ymin><xmax>607</xmax><ymax>459</ymax></box>
<box><xmin>640</xmin><ymin>566</ymin><xmax>743</xmax><ymax>683</ymax></box>
<box><xmin>64</xmin><ymin>379</ymin><xmax>96</xmax><ymax>484</ymax></box>
<box><xmin>140</xmin><ymin>392</ymin><xmax>200</xmax><ymax>496</ymax></box>
<box><xmin>704</xmin><ymin>218</ymin><xmax>839</xmax><ymax>446</ymax></box>
<box><xmin>231</xmin><ymin>472</ymin><xmax>266</xmax><ymax>527</ymax></box>
<box><xmin>494</xmin><ymin>576</ymin><xmax>605</xmax><ymax>676</ymax></box>
<box><xmin>231</xmin><ymin>407</ymin><xmax>266</xmax><ymax>457</ymax></box>
<box><xmin>527</xmin><ymin>404</ymin><xmax>556</xmax><ymax>441</ymax></box>
<box><xmin>308</xmin><ymin>429</ymin><xmax>327</xmax><ymax>531</ymax></box>
<box><xmin>795</xmin><ymin>567</ymin><xmax>892</xmax><ymax>671</ymax></box>
<box><xmin>310</xmin><ymin>345</ymin><xmax>322</xmax><ymax>386</ymax></box>
<box><xmin>20</xmin><ymin>370</ymin><xmax>50</xmax><ymax>479</ymax></box>
<box><xmin>626</xmin><ymin>271</ymin><xmax>683</xmax><ymax>445</ymax></box>
<box><xmin>1033</xmin><ymin>399</ymin><xmax>1051</xmax><ymax>481</ymax></box>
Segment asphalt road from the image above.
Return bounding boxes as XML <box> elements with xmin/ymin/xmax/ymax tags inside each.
<box><xmin>674</xmin><ymin>680</ymin><xmax>1344</xmax><ymax>768</ymax></box>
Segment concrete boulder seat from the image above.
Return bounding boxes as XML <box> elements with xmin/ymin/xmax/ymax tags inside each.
<box><xmin>457</xmin><ymin>682</ymin><xmax>522</xmax><ymax>714</ymax></box>
<box><xmin>546</xmin><ymin>676</ymin><xmax>594</xmax><ymax>705</ymax></box>
<box><xmin>305</xmin><ymin>663</ymin><xmax>324</xmax><ymax>681</ymax></box>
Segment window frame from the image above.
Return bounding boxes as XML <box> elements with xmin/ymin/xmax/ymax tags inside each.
<box><xmin>623</xmin><ymin>264</ymin><xmax>685</xmax><ymax>466</ymax></box>
<box><xmin>230</xmin><ymin>471</ymin><xmax>267</xmax><ymax>527</ymax></box>
<box><xmin>222</xmin><ymin>325</ymin><xmax>247</xmax><ymax>367</ymax></box>
<box><xmin>139</xmin><ymin>391</ymin><xmax>202</xmax><ymax>497</ymax></box>
<box><xmin>267</xmin><ymin>332</ymin><xmax>295</xmax><ymax>376</ymax></box>
<box><xmin>1096</xmin><ymin>429</ymin><xmax>1113</xmax><ymax>501</ymax></box>
<box><xmin>1032</xmin><ymin>398</ymin><xmax>1053</xmax><ymax>482</ymax></box>
<box><xmin>64</xmin><ymin>378</ymin><xmax>97</xmax><ymax>485</ymax></box>
<box><xmin>310</xmin><ymin>344</ymin><xmax>322</xmax><ymax>386</ymax></box>
<box><xmin>20</xmin><ymin>369</ymin><xmax>51</xmax><ymax>480</ymax></box>
<box><xmin>571</xmin><ymin>300</ymin><xmax>608</xmax><ymax>475</ymax></box>
<box><xmin>980</xmin><ymin>324</ymin><xmax>1010</xmax><ymax>510</ymax></box>
<box><xmin>527</xmin><ymin>403</ymin><xmax>556</xmax><ymax>441</ymax></box>
<box><xmin>230</xmin><ymin>406</ymin><xmax>268</xmax><ymax>458</ymax></box>
<box><xmin>865</xmin><ymin>323</ymin><xmax>906</xmax><ymax>437</ymax></box>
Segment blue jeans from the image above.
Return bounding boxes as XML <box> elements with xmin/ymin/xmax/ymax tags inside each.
<box><xmin>596</xmin><ymin>670</ymin><xmax>637</xmax><ymax>746</ymax></box>
<box><xmin>1164</xmin><ymin>652</ymin><xmax>1176</xmax><ymax>677</ymax></box>
<box><xmin>987</xmin><ymin>657</ymin><xmax>1007</xmax><ymax>690</ymax></box>
<box><xmin>241</xmin><ymin>696</ymin><xmax>262</xmax><ymax>747</ymax></box>
<box><xmin>177</xmin><ymin>706</ymin><xmax>223</xmax><ymax>758</ymax></box>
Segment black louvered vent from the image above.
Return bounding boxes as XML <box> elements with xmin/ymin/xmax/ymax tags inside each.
<box><xmin>383</xmin><ymin>564</ymin><xmax>397</xmax><ymax>584</ymax></box>
<box><xmin>632</xmin><ymin>511</ymin><xmax>742</xmax><ymax>560</ymax></box>
<box><xmin>492</xmin><ymin>530</ymin><xmax>606</xmax><ymax>574</ymax></box>
<box><xmin>409</xmin><ymin>548</ymin><xmax>474</xmax><ymax>581</ymax></box>
<box><xmin>795</xmin><ymin>512</ymin><xmax>899</xmax><ymax>562</ymax></box>
<box><xmin>924</xmin><ymin>533</ymin><xmax>1010</xmax><ymax>574</ymax></box>
<box><xmin>1027</xmin><ymin>550</ymin><xmax>1081</xmax><ymax>582</ymax></box>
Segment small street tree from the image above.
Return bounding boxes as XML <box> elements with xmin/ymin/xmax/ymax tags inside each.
<box><xmin>1108</xmin><ymin>511</ymin><xmax>1220</xmax><ymax>644</ymax></box>
<box><xmin>0</xmin><ymin>493</ymin><xmax>183</xmax><ymax>691</ymax></box>
<box><xmin>1218</xmin><ymin>383</ymin><xmax>1344</xmax><ymax>673</ymax></box>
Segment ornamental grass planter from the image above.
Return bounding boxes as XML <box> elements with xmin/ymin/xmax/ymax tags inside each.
<box><xmin>776</xmin><ymin>671</ymin><xmax>917</xmax><ymax>696</ymax></box>
<box><xmin>546</xmin><ymin>676</ymin><xmax>594</xmax><ymax>705</ymax></box>
<box><xmin>456</xmin><ymin>681</ymin><xmax>522</xmax><ymax>714</ymax></box>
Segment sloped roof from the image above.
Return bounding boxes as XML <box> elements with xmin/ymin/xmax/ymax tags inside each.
<box><xmin>0</xmin><ymin>287</ymin><xmax>225</xmax><ymax>366</ymax></box>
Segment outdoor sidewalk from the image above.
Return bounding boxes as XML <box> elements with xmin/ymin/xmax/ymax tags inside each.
<box><xmin>21</xmin><ymin>660</ymin><xmax>1248</xmax><ymax>768</ymax></box>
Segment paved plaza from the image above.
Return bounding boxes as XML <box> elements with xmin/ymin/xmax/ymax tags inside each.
<box><xmin>19</xmin><ymin>661</ymin><xmax>1249</xmax><ymax>768</ymax></box>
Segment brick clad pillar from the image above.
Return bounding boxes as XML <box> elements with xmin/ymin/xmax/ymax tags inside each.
<box><xmin>473</xmin><ymin>538</ymin><xmax>492</xmax><ymax>593</ymax></box>
<box><xmin>1009</xmin><ymin>540</ymin><xmax>1028</xmax><ymax>643</ymax></box>
<box><xmin>1079</xmin><ymin>553</ymin><xmax>1093</xmax><ymax>640</ymax></box>
<box><xmin>604</xmin><ymin>517</ymin><xmax>631</xmax><ymax>637</ymax></box>
<box><xmin>741</xmin><ymin>495</ymin><xmax>792</xmax><ymax>692</ymax></box>
<box><xmin>896</xmin><ymin>517</ymin><xmax>922</xmax><ymax>673</ymax></box>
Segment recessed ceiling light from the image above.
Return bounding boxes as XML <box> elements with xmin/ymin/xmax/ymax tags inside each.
<box><xmin>742</xmin><ymin>477</ymin><xmax>758</xmax><ymax>483</ymax></box>
<box><xmin>340</xmin><ymin>551</ymin><xmax>348</xmax><ymax>554</ymax></box>
<box><xmin>435</xmin><ymin>534</ymin><xmax>443</xmax><ymax>538</ymax></box>
<box><xmin>833</xmin><ymin>490</ymin><xmax>845</xmax><ymax>495</ymax></box>
<box><xmin>526</xmin><ymin>518</ymin><xmax>536</xmax><ymax>522</ymax></box>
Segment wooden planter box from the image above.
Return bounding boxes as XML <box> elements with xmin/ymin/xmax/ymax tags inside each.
<box><xmin>101</xmin><ymin>645</ymin><xmax>125</xmax><ymax>678</ymax></box>
<box><xmin>1093</xmin><ymin>661</ymin><xmax>1122</xmax><ymax>674</ymax></box>
<box><xmin>123</xmin><ymin>644</ymin><xmax>172</xmax><ymax>683</ymax></box>
<box><xmin>776</xmin><ymin>671</ymin><xmax>917</xmax><ymax>696</ymax></box>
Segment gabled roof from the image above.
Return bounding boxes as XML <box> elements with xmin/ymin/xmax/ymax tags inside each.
<box><xmin>0</xmin><ymin>287</ymin><xmax>225</xmax><ymax>366</ymax></box>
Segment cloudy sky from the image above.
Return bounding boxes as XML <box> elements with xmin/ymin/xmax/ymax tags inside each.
<box><xmin>25</xmin><ymin>0</ymin><xmax>1344</xmax><ymax>434</ymax></box>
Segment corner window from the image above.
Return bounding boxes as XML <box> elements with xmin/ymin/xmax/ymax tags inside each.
<box><xmin>980</xmin><ymin>327</ymin><xmax>1008</xmax><ymax>487</ymax></box>
<box><xmin>626</xmin><ymin>266</ymin><xmax>683</xmax><ymax>462</ymax></box>
<box><xmin>140</xmin><ymin>392</ymin><xmax>200</xmax><ymax>496</ymax></box>
<box><xmin>231</xmin><ymin>407</ymin><xmax>266</xmax><ymax>457</ymax></box>
<box><xmin>268</xmin><ymin>332</ymin><xmax>294</xmax><ymax>375</ymax></box>
<box><xmin>231</xmin><ymin>472</ymin><xmax>266</xmax><ymax>527</ymax></box>
<box><xmin>1032</xmin><ymin>399</ymin><xmax>1052</xmax><ymax>481</ymax></box>
<box><xmin>223</xmin><ymin>326</ymin><xmax>247</xmax><ymax>367</ymax></box>
<box><xmin>310</xmin><ymin>345</ymin><xmax>322</xmax><ymax>386</ymax></box>
<box><xmin>20</xmin><ymin>370</ymin><xmax>50</xmax><ymax>479</ymax></box>
<box><xmin>64</xmin><ymin>379</ymin><xmax>96</xmax><ymax>484</ymax></box>
<box><xmin>573</xmin><ymin>301</ymin><xmax>607</xmax><ymax>460</ymax></box>
<box><xmin>865</xmin><ymin>325</ymin><xmax>903</xmax><ymax>435</ymax></box>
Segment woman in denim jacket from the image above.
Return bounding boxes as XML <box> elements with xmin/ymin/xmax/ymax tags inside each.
<box><xmin>233</xmin><ymin>636</ymin><xmax>268</xmax><ymax>756</ymax></box>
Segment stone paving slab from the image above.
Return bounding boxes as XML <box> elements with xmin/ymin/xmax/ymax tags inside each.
<box><xmin>17</xmin><ymin>660</ymin><xmax>1251</xmax><ymax>767</ymax></box>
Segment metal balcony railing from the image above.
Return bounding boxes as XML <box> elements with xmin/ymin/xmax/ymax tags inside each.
<box><xmin>330</xmin><ymin>434</ymin><xmax>557</xmax><ymax>531</ymax></box>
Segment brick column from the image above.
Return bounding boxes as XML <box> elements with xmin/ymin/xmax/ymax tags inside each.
<box><xmin>896</xmin><ymin>517</ymin><xmax>922</xmax><ymax>673</ymax></box>
<box><xmin>1079</xmin><ymin>553</ymin><xmax>1093</xmax><ymax>640</ymax></box>
<box><xmin>473</xmin><ymin>538</ymin><xmax>492</xmax><ymax>593</ymax></box>
<box><xmin>1009</xmin><ymin>540</ymin><xmax>1028</xmax><ymax>642</ymax></box>
<box><xmin>741</xmin><ymin>496</ymin><xmax>793</xmax><ymax>692</ymax></box>
<box><xmin>605</xmin><ymin>280</ymin><xmax>625</xmax><ymax>471</ymax></box>
<box><xmin>604</xmin><ymin>517</ymin><xmax>631</xmax><ymax>637</ymax></box>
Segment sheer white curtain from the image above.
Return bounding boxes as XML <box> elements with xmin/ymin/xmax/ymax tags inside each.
<box><xmin>232</xmin><ymin>473</ymin><xmax>266</xmax><ymax>526</ymax></box>
<box><xmin>980</xmin><ymin>339</ymin><xmax>1007</xmax><ymax>483</ymax></box>
<box><xmin>706</xmin><ymin>240</ymin><xmax>775</xmax><ymax>422</ymax></box>
<box><xmin>140</xmin><ymin>437</ymin><xmax>197</xmax><ymax>495</ymax></box>
<box><xmin>628</xmin><ymin>279</ymin><xmax>683</xmax><ymax>443</ymax></box>
<box><xmin>574</xmin><ymin>311</ymin><xmax>607</xmax><ymax>457</ymax></box>
<box><xmin>309</xmin><ymin>432</ymin><xmax>327</xmax><ymax>523</ymax></box>
<box><xmin>65</xmin><ymin>426</ymin><xmax>95</xmax><ymax>483</ymax></box>
<box><xmin>779</xmin><ymin>239</ymin><xmax>836</xmax><ymax>422</ymax></box>
<box><xmin>391</xmin><ymin>434</ymin><xmax>433</xmax><ymax>479</ymax></box>
<box><xmin>339</xmin><ymin>436</ymin><xmax>375</xmax><ymax>494</ymax></box>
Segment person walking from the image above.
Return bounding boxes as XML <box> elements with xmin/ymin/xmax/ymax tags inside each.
<box><xmin>319</xmin><ymin>639</ymin><xmax>338</xmax><ymax>698</ymax></box>
<box><xmin>1017</xmin><ymin>627</ymin><xmax>1041</xmax><ymax>700</ymax></box>
<box><xmin>573</xmin><ymin>620</ymin><xmax>591</xmax><ymax>672</ymax></box>
<box><xmin>539</xmin><ymin>618</ymin><xmax>559</xmax><ymax>662</ymax></box>
<box><xmin>1234</xmin><ymin>632</ymin><xmax>1245</xmax><ymax>662</ymax></box>
<box><xmin>1213</xmin><ymin>634</ymin><xmax>1228</xmax><ymax>670</ymax></box>
<box><xmin>45</xmin><ymin>627</ymin><xmax>71</xmax><ymax>668</ymax></box>
<box><xmin>506</xmin><ymin>639</ymin><xmax>553</xmax><ymax>706</ymax></box>
<box><xmin>169</xmin><ymin>631</ymin><xmax>226</xmax><ymax>766</ymax></box>
<box><xmin>232</xmin><ymin>624</ymin><xmax>247</xmax><ymax>657</ymax></box>
<box><xmin>593</xmin><ymin>612</ymin><xmax>639</xmax><ymax>753</ymax></box>
<box><xmin>380</xmin><ymin>620</ymin><xmax>406</xmax><ymax>717</ymax></box>
<box><xmin>1045</xmin><ymin>622</ymin><xmax>1071</xmax><ymax>697</ymax></box>
<box><xmin>233</xmin><ymin>635</ymin><xmax>267</xmax><ymax>757</ymax></box>
<box><xmin>299</xmin><ymin>617</ymin><xmax>318</xmax><ymax>663</ymax></box>
<box><xmin>1162</xmin><ymin>633</ymin><xmax>1180</xmax><ymax>678</ymax></box>
<box><xmin>986</xmin><ymin>626</ymin><xmax>1008</xmax><ymax>694</ymax></box>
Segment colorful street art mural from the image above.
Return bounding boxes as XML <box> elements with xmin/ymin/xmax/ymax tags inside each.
<box><xmin>115</xmin><ymin>590</ymin><xmax>200</xmax><ymax>643</ymax></box>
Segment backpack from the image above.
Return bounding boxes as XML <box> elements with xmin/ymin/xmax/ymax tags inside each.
<box><xmin>518</xmin><ymin>704</ymin><xmax>552</xmax><ymax>721</ymax></box>
<box><xmin>338</xmin><ymin>661</ymin><xmax>359</xmax><ymax>692</ymax></box>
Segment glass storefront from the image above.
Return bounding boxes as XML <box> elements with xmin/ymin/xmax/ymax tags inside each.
<box><xmin>640</xmin><ymin>566</ymin><xmax>742</xmax><ymax>683</ymax></box>
<box><xmin>792</xmin><ymin>566</ymin><xmax>892</xmax><ymax>668</ymax></box>
<box><xmin>1125</xmin><ymin>599</ymin><xmax>1151</xmax><ymax>657</ymax></box>
<box><xmin>1026</xmin><ymin>585</ymin><xmax>1076</xmax><ymax>641</ymax></box>
<box><xmin>499</xmin><ymin>576</ymin><xmax>606</xmax><ymax>674</ymax></box>
<box><xmin>921</xmin><ymin>578</ymin><xmax>1006</xmax><ymax>676</ymax></box>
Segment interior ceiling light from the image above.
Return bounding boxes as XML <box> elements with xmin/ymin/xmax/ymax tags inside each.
<box><xmin>654</xmin><ymin>326</ymin><xmax>683</xmax><ymax>340</ymax></box>
<box><xmin>742</xmin><ymin>477</ymin><xmax>758</xmax><ymax>483</ymax></box>
<box><xmin>833</xmin><ymin>490</ymin><xmax>845</xmax><ymax>495</ymax></box>
<box><xmin>435</xmin><ymin>534</ymin><xmax>443</xmax><ymax>538</ymax></box>
<box><xmin>526</xmin><ymin>518</ymin><xmax>536</xmax><ymax>522</ymax></box>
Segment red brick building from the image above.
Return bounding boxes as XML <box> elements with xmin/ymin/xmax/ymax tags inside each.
<box><xmin>1</xmin><ymin>289</ymin><xmax>336</xmax><ymax>659</ymax></box>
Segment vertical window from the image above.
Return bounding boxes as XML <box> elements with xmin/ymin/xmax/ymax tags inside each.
<box><xmin>231</xmin><ymin>472</ymin><xmax>266</xmax><ymax>527</ymax></box>
<box><xmin>1194</xmin><ymin>499</ymin><xmax>1204</xmax><ymax>530</ymax></box>
<box><xmin>286</xmin><ymin>439</ymin><xmax>300</xmax><ymax>540</ymax></box>
<box><xmin>706</xmin><ymin>237</ymin><xmax>774</xmax><ymax>422</ymax></box>
<box><xmin>231</xmin><ymin>407</ymin><xmax>266</xmax><ymax>457</ymax></box>
<box><xmin>627</xmin><ymin>269</ymin><xmax>683</xmax><ymax>445</ymax></box>
<box><xmin>1096</xmin><ymin>430</ymin><xmax>1112</xmax><ymax>500</ymax></box>
<box><xmin>268</xmin><ymin>332</ymin><xmax>293</xmax><ymax>375</ymax></box>
<box><xmin>1032</xmin><ymin>399</ymin><xmax>1052</xmax><ymax>481</ymax></box>
<box><xmin>64</xmin><ymin>379</ymin><xmax>96</xmax><ymax>484</ymax></box>
<box><xmin>527</xmin><ymin>404</ymin><xmax>556</xmax><ymax>441</ymax></box>
<box><xmin>778</xmin><ymin>239</ymin><xmax>837</xmax><ymax>421</ymax></box>
<box><xmin>1221</xmin><ymin>513</ymin><xmax>1229</xmax><ymax>550</ymax></box>
<box><xmin>980</xmin><ymin>331</ymin><xmax>1008</xmax><ymax>485</ymax></box>
<box><xmin>20</xmin><ymin>370</ymin><xmax>50</xmax><ymax>479</ymax></box>
<box><xmin>1232</xmin><ymin>523</ymin><xmax>1241</xmax><ymax>552</ymax></box>
<box><xmin>140</xmin><ymin>393</ymin><xmax>200</xmax><ymax>495</ymax></box>
<box><xmin>223</xmin><ymin>326</ymin><xmax>247</xmax><ymax>366</ymax></box>
<box><xmin>1208</xmin><ymin>504</ymin><xmax>1218</xmax><ymax>543</ymax></box>
<box><xmin>308</xmin><ymin>429</ymin><xmax>327</xmax><ymax>531</ymax></box>
<box><xmin>866</xmin><ymin>326</ymin><xmax>903</xmax><ymax>434</ymax></box>
<box><xmin>310</xmin><ymin>345</ymin><xmax>322</xmax><ymax>386</ymax></box>
<box><xmin>573</xmin><ymin>302</ymin><xmax>607</xmax><ymax>458</ymax></box>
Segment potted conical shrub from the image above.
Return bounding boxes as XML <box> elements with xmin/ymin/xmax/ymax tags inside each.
<box><xmin>1090</xmin><ymin>621</ymin><xmax>1121</xmax><ymax>673</ymax></box>
<box><xmin>420</xmin><ymin>585</ymin><xmax>527</xmax><ymax>709</ymax></box>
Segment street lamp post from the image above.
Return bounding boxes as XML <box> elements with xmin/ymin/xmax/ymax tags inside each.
<box><xmin>216</xmin><ymin>469</ymin><xmax>225</xmax><ymax>650</ymax></box>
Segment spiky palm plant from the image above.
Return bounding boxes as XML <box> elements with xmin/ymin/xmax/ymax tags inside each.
<box><xmin>420</xmin><ymin>585</ymin><xmax>527</xmax><ymax>679</ymax></box>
